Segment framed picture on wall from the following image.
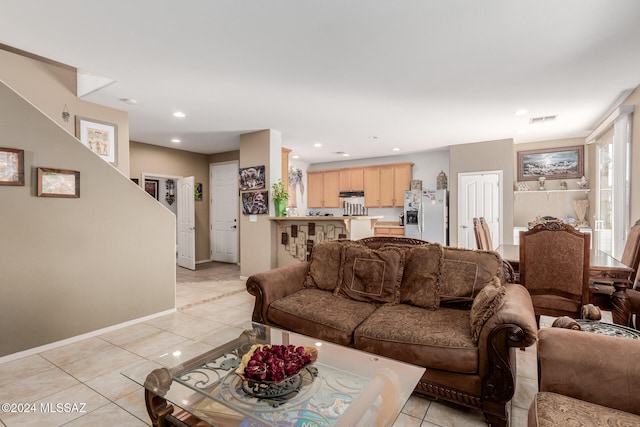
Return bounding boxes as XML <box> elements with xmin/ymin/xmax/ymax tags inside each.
<box><xmin>238</xmin><ymin>165</ymin><xmax>265</xmax><ymax>190</ymax></box>
<box><xmin>37</xmin><ymin>167</ymin><xmax>80</xmax><ymax>198</ymax></box>
<box><xmin>0</xmin><ymin>147</ymin><xmax>25</xmax><ymax>186</ymax></box>
<box><xmin>144</xmin><ymin>179</ymin><xmax>159</xmax><ymax>200</ymax></box>
<box><xmin>517</xmin><ymin>145</ymin><xmax>584</xmax><ymax>181</ymax></box>
<box><xmin>75</xmin><ymin>116</ymin><xmax>118</xmax><ymax>165</ymax></box>
<box><xmin>241</xmin><ymin>191</ymin><xmax>269</xmax><ymax>215</ymax></box>
<box><xmin>194</xmin><ymin>182</ymin><xmax>203</xmax><ymax>201</ymax></box>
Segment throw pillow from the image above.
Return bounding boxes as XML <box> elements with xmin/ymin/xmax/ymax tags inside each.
<box><xmin>398</xmin><ymin>243</ymin><xmax>444</xmax><ymax>310</ymax></box>
<box><xmin>334</xmin><ymin>244</ymin><xmax>405</xmax><ymax>304</ymax></box>
<box><xmin>469</xmin><ymin>277</ymin><xmax>506</xmax><ymax>344</ymax></box>
<box><xmin>304</xmin><ymin>240</ymin><xmax>355</xmax><ymax>291</ymax></box>
<box><xmin>440</xmin><ymin>247</ymin><xmax>503</xmax><ymax>307</ymax></box>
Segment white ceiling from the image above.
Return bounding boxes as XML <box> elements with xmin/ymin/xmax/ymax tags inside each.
<box><xmin>2</xmin><ymin>1</ymin><xmax>640</xmax><ymax>164</ymax></box>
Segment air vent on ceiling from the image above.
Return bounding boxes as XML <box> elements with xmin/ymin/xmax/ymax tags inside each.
<box><xmin>529</xmin><ymin>115</ymin><xmax>557</xmax><ymax>124</ymax></box>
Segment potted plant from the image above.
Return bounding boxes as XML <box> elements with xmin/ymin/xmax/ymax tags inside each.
<box><xmin>272</xmin><ymin>180</ymin><xmax>289</xmax><ymax>217</ymax></box>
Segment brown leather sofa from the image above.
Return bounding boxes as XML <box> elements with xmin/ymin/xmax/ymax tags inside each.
<box><xmin>247</xmin><ymin>237</ymin><xmax>538</xmax><ymax>427</ymax></box>
<box><xmin>529</xmin><ymin>327</ymin><xmax>640</xmax><ymax>426</ymax></box>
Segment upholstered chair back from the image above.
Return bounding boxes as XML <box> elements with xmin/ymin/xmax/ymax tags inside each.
<box><xmin>519</xmin><ymin>222</ymin><xmax>590</xmax><ymax>319</ymax></box>
<box><xmin>621</xmin><ymin>220</ymin><xmax>640</xmax><ymax>288</ymax></box>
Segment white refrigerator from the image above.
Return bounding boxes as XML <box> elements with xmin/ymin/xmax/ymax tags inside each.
<box><xmin>404</xmin><ymin>189</ymin><xmax>448</xmax><ymax>245</ymax></box>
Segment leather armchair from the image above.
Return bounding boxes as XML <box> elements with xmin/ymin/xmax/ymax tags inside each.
<box><xmin>529</xmin><ymin>327</ymin><xmax>640</xmax><ymax>426</ymax></box>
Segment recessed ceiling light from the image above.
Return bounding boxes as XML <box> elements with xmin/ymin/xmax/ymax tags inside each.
<box><xmin>515</xmin><ymin>109</ymin><xmax>528</xmax><ymax>116</ymax></box>
<box><xmin>393</xmin><ymin>147</ymin><xmax>400</xmax><ymax>151</ymax></box>
<box><xmin>342</xmin><ymin>153</ymin><xmax>350</xmax><ymax>157</ymax></box>
<box><xmin>173</xmin><ymin>111</ymin><xmax>186</xmax><ymax>118</ymax></box>
<box><xmin>171</xmin><ymin>138</ymin><xmax>181</xmax><ymax>143</ymax></box>
<box><xmin>292</xmin><ymin>155</ymin><xmax>299</xmax><ymax>159</ymax></box>
<box><xmin>314</xmin><ymin>143</ymin><xmax>322</xmax><ymax>148</ymax></box>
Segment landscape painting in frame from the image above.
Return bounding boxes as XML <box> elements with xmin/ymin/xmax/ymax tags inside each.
<box><xmin>0</xmin><ymin>147</ymin><xmax>25</xmax><ymax>186</ymax></box>
<box><xmin>75</xmin><ymin>116</ymin><xmax>118</xmax><ymax>165</ymax></box>
<box><xmin>517</xmin><ymin>145</ymin><xmax>584</xmax><ymax>181</ymax></box>
<box><xmin>238</xmin><ymin>165</ymin><xmax>265</xmax><ymax>190</ymax></box>
<box><xmin>242</xmin><ymin>191</ymin><xmax>269</xmax><ymax>215</ymax></box>
<box><xmin>37</xmin><ymin>167</ymin><xmax>80</xmax><ymax>198</ymax></box>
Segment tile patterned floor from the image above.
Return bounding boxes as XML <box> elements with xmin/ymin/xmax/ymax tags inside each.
<box><xmin>0</xmin><ymin>262</ymin><xmax>537</xmax><ymax>426</ymax></box>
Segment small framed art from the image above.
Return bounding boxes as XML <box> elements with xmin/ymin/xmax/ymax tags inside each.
<box><xmin>37</xmin><ymin>167</ymin><xmax>80</xmax><ymax>198</ymax></box>
<box><xmin>75</xmin><ymin>116</ymin><xmax>118</xmax><ymax>165</ymax></box>
<box><xmin>144</xmin><ymin>179</ymin><xmax>159</xmax><ymax>200</ymax></box>
<box><xmin>0</xmin><ymin>147</ymin><xmax>25</xmax><ymax>186</ymax></box>
<box><xmin>239</xmin><ymin>165</ymin><xmax>265</xmax><ymax>190</ymax></box>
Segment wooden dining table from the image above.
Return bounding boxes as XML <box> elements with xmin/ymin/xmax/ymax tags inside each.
<box><xmin>497</xmin><ymin>244</ymin><xmax>634</xmax><ymax>325</ymax></box>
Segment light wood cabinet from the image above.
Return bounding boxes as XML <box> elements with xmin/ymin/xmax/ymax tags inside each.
<box><xmin>374</xmin><ymin>226</ymin><xmax>405</xmax><ymax>237</ymax></box>
<box><xmin>307</xmin><ymin>170</ymin><xmax>340</xmax><ymax>208</ymax></box>
<box><xmin>339</xmin><ymin>168</ymin><xmax>364</xmax><ymax>192</ymax></box>
<box><xmin>364</xmin><ymin>163</ymin><xmax>413</xmax><ymax>208</ymax></box>
<box><xmin>310</xmin><ymin>163</ymin><xmax>412</xmax><ymax>209</ymax></box>
<box><xmin>322</xmin><ymin>171</ymin><xmax>340</xmax><ymax>208</ymax></box>
<box><xmin>363</xmin><ymin>168</ymin><xmax>380</xmax><ymax>207</ymax></box>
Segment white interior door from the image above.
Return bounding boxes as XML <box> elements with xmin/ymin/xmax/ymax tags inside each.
<box><xmin>178</xmin><ymin>176</ymin><xmax>196</xmax><ymax>270</ymax></box>
<box><xmin>458</xmin><ymin>172</ymin><xmax>502</xmax><ymax>249</ymax></box>
<box><xmin>210</xmin><ymin>162</ymin><xmax>239</xmax><ymax>263</ymax></box>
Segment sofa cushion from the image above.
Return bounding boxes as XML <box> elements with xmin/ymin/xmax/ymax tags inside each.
<box><xmin>354</xmin><ymin>304</ymin><xmax>478</xmax><ymax>374</ymax></box>
<box><xmin>268</xmin><ymin>288</ymin><xmax>377</xmax><ymax>346</ymax></box>
<box><xmin>440</xmin><ymin>247</ymin><xmax>503</xmax><ymax>307</ymax></box>
<box><xmin>528</xmin><ymin>392</ymin><xmax>640</xmax><ymax>427</ymax></box>
<box><xmin>334</xmin><ymin>245</ymin><xmax>405</xmax><ymax>304</ymax></box>
<box><xmin>304</xmin><ymin>240</ymin><xmax>354</xmax><ymax>291</ymax></box>
<box><xmin>469</xmin><ymin>277</ymin><xmax>506</xmax><ymax>344</ymax></box>
<box><xmin>398</xmin><ymin>243</ymin><xmax>444</xmax><ymax>310</ymax></box>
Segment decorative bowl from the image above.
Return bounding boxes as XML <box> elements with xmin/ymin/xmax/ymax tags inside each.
<box><xmin>235</xmin><ymin>344</ymin><xmax>318</xmax><ymax>384</ymax></box>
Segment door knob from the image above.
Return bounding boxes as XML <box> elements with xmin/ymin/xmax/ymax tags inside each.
<box><xmin>231</xmin><ymin>225</ymin><xmax>237</xmax><ymax>229</ymax></box>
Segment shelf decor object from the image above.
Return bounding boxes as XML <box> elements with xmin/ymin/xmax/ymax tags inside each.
<box><xmin>573</xmin><ymin>199</ymin><xmax>590</xmax><ymax>227</ymax></box>
<box><xmin>0</xmin><ymin>147</ymin><xmax>25</xmax><ymax>186</ymax></box>
<box><xmin>37</xmin><ymin>167</ymin><xmax>80</xmax><ymax>198</ymax></box>
<box><xmin>75</xmin><ymin>116</ymin><xmax>118</xmax><ymax>165</ymax></box>
<box><xmin>517</xmin><ymin>145</ymin><xmax>584</xmax><ymax>181</ymax></box>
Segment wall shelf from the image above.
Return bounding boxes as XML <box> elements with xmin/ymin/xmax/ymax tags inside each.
<box><xmin>514</xmin><ymin>188</ymin><xmax>590</xmax><ymax>201</ymax></box>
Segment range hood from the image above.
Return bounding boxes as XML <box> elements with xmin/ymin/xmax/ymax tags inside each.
<box><xmin>339</xmin><ymin>191</ymin><xmax>365</xmax><ymax>198</ymax></box>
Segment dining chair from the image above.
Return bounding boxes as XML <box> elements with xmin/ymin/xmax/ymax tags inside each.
<box><xmin>519</xmin><ymin>221</ymin><xmax>590</xmax><ymax>323</ymax></box>
<box><xmin>479</xmin><ymin>217</ymin><xmax>494</xmax><ymax>250</ymax></box>
<box><xmin>590</xmin><ymin>219</ymin><xmax>640</xmax><ymax>312</ymax></box>
<box><xmin>473</xmin><ymin>218</ymin><xmax>487</xmax><ymax>250</ymax></box>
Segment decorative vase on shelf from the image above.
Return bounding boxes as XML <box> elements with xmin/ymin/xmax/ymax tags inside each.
<box><xmin>573</xmin><ymin>199</ymin><xmax>589</xmax><ymax>228</ymax></box>
<box><xmin>272</xmin><ymin>180</ymin><xmax>289</xmax><ymax>217</ymax></box>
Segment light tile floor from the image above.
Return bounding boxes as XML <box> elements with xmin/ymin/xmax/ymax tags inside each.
<box><xmin>0</xmin><ymin>262</ymin><xmax>537</xmax><ymax>426</ymax></box>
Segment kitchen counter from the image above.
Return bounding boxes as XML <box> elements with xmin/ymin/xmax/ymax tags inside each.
<box><xmin>374</xmin><ymin>221</ymin><xmax>405</xmax><ymax>237</ymax></box>
<box><xmin>270</xmin><ymin>215</ymin><xmax>383</xmax><ymax>233</ymax></box>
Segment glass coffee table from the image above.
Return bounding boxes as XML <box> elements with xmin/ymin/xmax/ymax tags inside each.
<box><xmin>123</xmin><ymin>322</ymin><xmax>425</xmax><ymax>427</ymax></box>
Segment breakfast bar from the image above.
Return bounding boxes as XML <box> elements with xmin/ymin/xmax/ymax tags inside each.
<box><xmin>269</xmin><ymin>216</ymin><xmax>383</xmax><ymax>267</ymax></box>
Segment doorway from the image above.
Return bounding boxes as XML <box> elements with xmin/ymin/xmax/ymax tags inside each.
<box><xmin>458</xmin><ymin>171</ymin><xmax>503</xmax><ymax>249</ymax></box>
<box><xmin>210</xmin><ymin>161</ymin><xmax>239</xmax><ymax>264</ymax></box>
<box><xmin>141</xmin><ymin>172</ymin><xmax>196</xmax><ymax>270</ymax></box>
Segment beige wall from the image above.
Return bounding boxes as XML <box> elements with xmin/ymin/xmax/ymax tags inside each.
<box><xmin>209</xmin><ymin>150</ymin><xmax>240</xmax><ymax>164</ymax></box>
<box><xmin>0</xmin><ymin>83</ymin><xmax>175</xmax><ymax>357</ymax></box>
<box><xmin>130</xmin><ymin>141</ymin><xmax>211</xmax><ymax>262</ymax></box>
<box><xmin>449</xmin><ymin>139</ymin><xmax>514</xmax><ymax>246</ymax></box>
<box><xmin>239</xmin><ymin>130</ymin><xmax>282</xmax><ymax>276</ymax></box>
<box><xmin>0</xmin><ymin>48</ymin><xmax>130</xmax><ymax>177</ymax></box>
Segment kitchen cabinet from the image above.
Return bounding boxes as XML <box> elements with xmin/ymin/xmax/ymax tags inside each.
<box><xmin>339</xmin><ymin>168</ymin><xmax>364</xmax><ymax>192</ymax></box>
<box><xmin>374</xmin><ymin>225</ymin><xmax>405</xmax><ymax>237</ymax></box>
<box><xmin>363</xmin><ymin>168</ymin><xmax>381</xmax><ymax>207</ymax></box>
<box><xmin>307</xmin><ymin>170</ymin><xmax>340</xmax><ymax>208</ymax></box>
<box><xmin>364</xmin><ymin>163</ymin><xmax>413</xmax><ymax>208</ymax></box>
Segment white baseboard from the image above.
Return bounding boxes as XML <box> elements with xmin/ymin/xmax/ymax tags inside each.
<box><xmin>0</xmin><ymin>308</ymin><xmax>177</xmax><ymax>365</ymax></box>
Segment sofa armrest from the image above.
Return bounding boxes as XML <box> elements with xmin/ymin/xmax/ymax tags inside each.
<box><xmin>246</xmin><ymin>262</ymin><xmax>310</xmax><ymax>324</ymax></box>
<box><xmin>537</xmin><ymin>327</ymin><xmax>640</xmax><ymax>415</ymax></box>
<box><xmin>476</xmin><ymin>284</ymin><xmax>538</xmax><ymax>404</ymax></box>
